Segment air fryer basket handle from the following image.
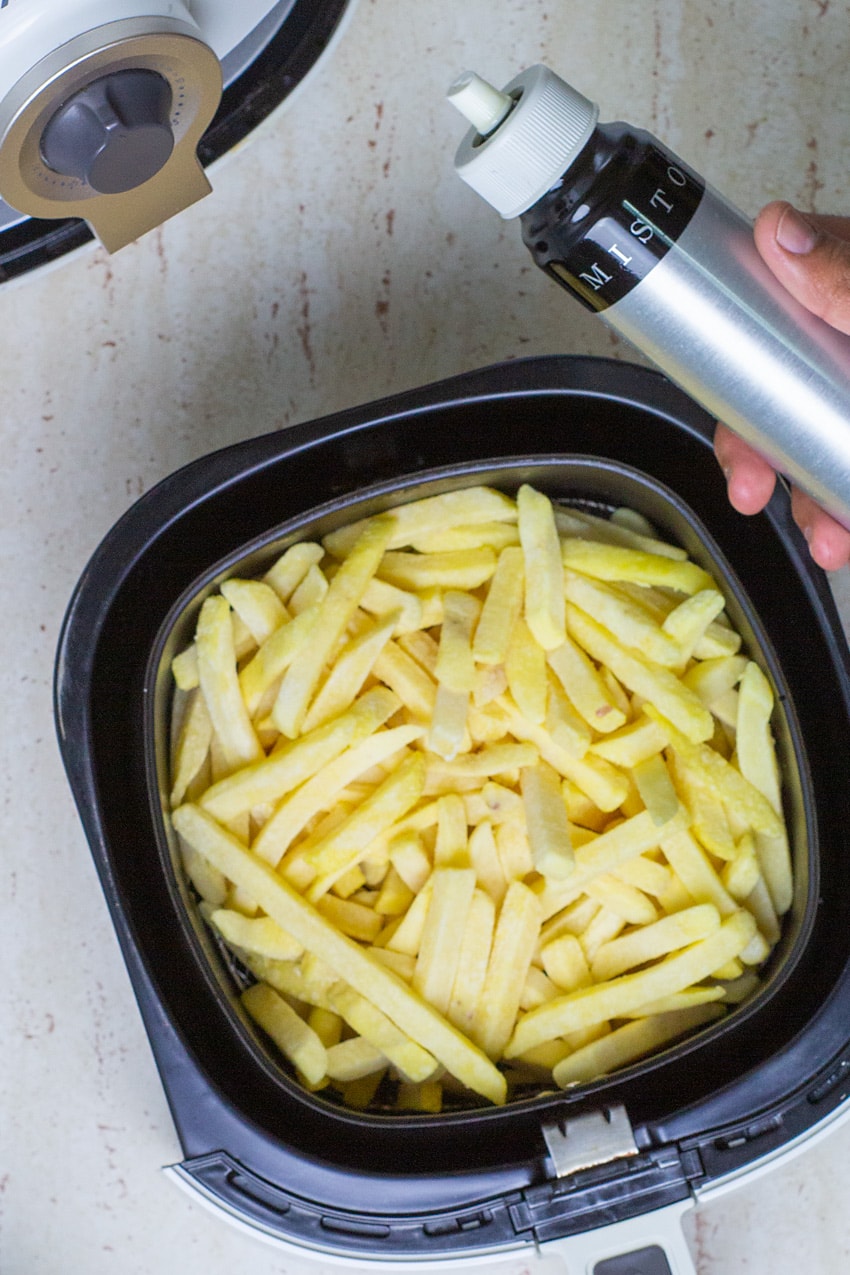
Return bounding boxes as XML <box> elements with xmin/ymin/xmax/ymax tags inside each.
<box><xmin>540</xmin><ymin>1199</ymin><xmax>697</xmax><ymax>1274</ymax></box>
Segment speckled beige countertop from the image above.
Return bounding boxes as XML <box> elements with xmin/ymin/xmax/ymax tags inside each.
<box><xmin>4</xmin><ymin>2</ymin><xmax>850</xmax><ymax>1272</ymax></box>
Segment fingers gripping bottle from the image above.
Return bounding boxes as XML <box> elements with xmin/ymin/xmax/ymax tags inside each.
<box><xmin>448</xmin><ymin>65</ymin><xmax>850</xmax><ymax>532</ymax></box>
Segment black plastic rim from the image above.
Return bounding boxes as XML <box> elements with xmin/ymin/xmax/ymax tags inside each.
<box><xmin>0</xmin><ymin>0</ymin><xmax>350</xmax><ymax>283</ymax></box>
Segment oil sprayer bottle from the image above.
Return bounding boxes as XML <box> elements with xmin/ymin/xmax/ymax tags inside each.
<box><xmin>448</xmin><ymin>65</ymin><xmax>850</xmax><ymax>531</ymax></box>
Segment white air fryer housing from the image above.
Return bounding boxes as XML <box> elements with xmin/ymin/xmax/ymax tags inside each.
<box><xmin>0</xmin><ymin>0</ymin><xmax>324</xmax><ymax>251</ymax></box>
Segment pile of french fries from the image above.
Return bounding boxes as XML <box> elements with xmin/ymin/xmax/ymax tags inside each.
<box><xmin>168</xmin><ymin>483</ymin><xmax>791</xmax><ymax>1112</ymax></box>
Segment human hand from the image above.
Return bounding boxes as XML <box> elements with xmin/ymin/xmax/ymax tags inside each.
<box><xmin>713</xmin><ymin>202</ymin><xmax>850</xmax><ymax>570</ymax></box>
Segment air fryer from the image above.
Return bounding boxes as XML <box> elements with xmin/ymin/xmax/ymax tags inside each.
<box><xmin>54</xmin><ymin>356</ymin><xmax>850</xmax><ymax>1273</ymax></box>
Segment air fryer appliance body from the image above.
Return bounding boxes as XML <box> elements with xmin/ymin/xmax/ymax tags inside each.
<box><xmin>54</xmin><ymin>358</ymin><xmax>850</xmax><ymax>1272</ymax></box>
<box><xmin>0</xmin><ymin>0</ymin><xmax>351</xmax><ymax>275</ymax></box>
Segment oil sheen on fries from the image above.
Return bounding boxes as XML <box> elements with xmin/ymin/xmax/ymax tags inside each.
<box><xmin>169</xmin><ymin>482</ymin><xmax>792</xmax><ymax>1112</ymax></box>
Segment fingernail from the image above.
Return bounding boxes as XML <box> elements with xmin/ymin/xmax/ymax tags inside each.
<box><xmin>802</xmin><ymin>523</ymin><xmax>813</xmax><ymax>544</ymax></box>
<box><xmin>776</xmin><ymin>205</ymin><xmax>819</xmax><ymax>255</ymax></box>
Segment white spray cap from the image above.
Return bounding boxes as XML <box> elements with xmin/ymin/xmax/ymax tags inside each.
<box><xmin>448</xmin><ymin>64</ymin><xmax>599</xmax><ymax>220</ymax></box>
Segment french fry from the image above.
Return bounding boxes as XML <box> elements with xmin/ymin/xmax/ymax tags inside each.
<box><xmin>220</xmin><ymin>578</ymin><xmax>288</xmax><ymax>644</ymax></box>
<box><xmin>196</xmin><ymin>595</ymin><xmax>263</xmax><ymax>772</ymax></box>
<box><xmin>560</xmin><ymin>538</ymin><xmax>715</xmax><ymax>594</ymax></box>
<box><xmin>263</xmin><ymin>541</ymin><xmax>324</xmax><ymax>601</ymax></box>
<box><xmin>242</xmin><ymin>982</ymin><xmax>327</xmax><ymax>1086</ymax></box>
<box><xmin>472</xmin><ymin>545</ymin><xmax>525</xmax><ymax>665</ymax></box>
<box><xmin>273</xmin><ymin>517</ymin><xmax>395</xmax><ymax>738</ymax></box>
<box><xmin>552</xmin><ymin>1003</ymin><xmax>724</xmax><ymax>1087</ymax></box>
<box><xmin>209</xmin><ymin>908</ymin><xmax>303</xmax><ymax>960</ymax></box>
<box><xmin>378</xmin><ymin>548</ymin><xmax>497</xmax><ymax>592</ymax></box>
<box><xmin>413</xmin><ymin>867</ymin><xmax>477</xmax><ymax>1016</ymax></box>
<box><xmin>435</xmin><ymin>591</ymin><xmax>480</xmax><ymax>692</ymax></box>
<box><xmin>447</xmin><ymin>888</ymin><xmax>496</xmax><ymax>1032</ymax></box>
<box><xmin>547</xmin><ymin>633</ymin><xmax>627</xmax><ymax>734</ymax></box>
<box><xmin>567</xmin><ymin>605</ymin><xmax>714</xmax><ymax>744</ymax></box>
<box><xmin>590</xmin><ymin>904</ymin><xmax>721</xmax><ymax>981</ymax></box>
<box><xmin>302</xmin><ymin>610</ymin><xmax>400</xmax><ymax>732</ymax></box>
<box><xmin>505</xmin><ymin>910</ymin><xmax>756</xmax><ymax>1056</ymax></box>
<box><xmin>521</xmin><ymin>760</ymin><xmax>574</xmax><ymax>879</ymax></box>
<box><xmin>322</xmin><ymin>487</ymin><xmax>517</xmax><ymax>558</ymax></box>
<box><xmin>474</xmin><ymin>880</ymin><xmax>541</xmax><ymax>1060</ymax></box>
<box><xmin>562</xmin><ymin>571</ymin><xmax>682</xmax><ymax>667</ymax></box>
<box><xmin>200</xmin><ymin>687</ymin><xmax>398</xmax><ymax>822</ymax></box>
<box><xmin>517</xmin><ymin>483</ymin><xmax>565</xmax><ymax>650</ymax></box>
<box><xmin>327</xmin><ymin>983</ymin><xmax>437</xmax><ymax>1083</ymax></box>
<box><xmin>171</xmin><ymin>803</ymin><xmax>507</xmax><ymax>1104</ymax></box>
<box><xmin>170</xmin><ymin>688</ymin><xmax>213</xmax><ymax>807</ymax></box>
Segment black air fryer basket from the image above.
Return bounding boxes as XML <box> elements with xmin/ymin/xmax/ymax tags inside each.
<box><xmin>55</xmin><ymin>356</ymin><xmax>850</xmax><ymax>1267</ymax></box>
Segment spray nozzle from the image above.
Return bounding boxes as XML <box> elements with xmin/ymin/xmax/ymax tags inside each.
<box><xmin>446</xmin><ymin>70</ymin><xmax>514</xmax><ymax>137</ymax></box>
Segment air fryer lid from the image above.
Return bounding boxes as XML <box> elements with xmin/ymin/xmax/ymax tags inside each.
<box><xmin>55</xmin><ymin>357</ymin><xmax>850</xmax><ymax>1259</ymax></box>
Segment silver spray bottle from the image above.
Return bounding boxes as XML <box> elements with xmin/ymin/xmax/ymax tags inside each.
<box><xmin>448</xmin><ymin>65</ymin><xmax>850</xmax><ymax>531</ymax></box>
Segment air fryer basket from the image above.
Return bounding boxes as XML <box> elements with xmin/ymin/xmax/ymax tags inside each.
<box><xmin>55</xmin><ymin>356</ymin><xmax>850</xmax><ymax>1257</ymax></box>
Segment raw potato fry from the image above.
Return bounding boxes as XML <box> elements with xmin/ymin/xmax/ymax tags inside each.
<box><xmin>168</xmin><ymin>483</ymin><xmax>793</xmax><ymax>1113</ymax></box>
<box><xmin>171</xmin><ymin>804</ymin><xmax>506</xmax><ymax>1105</ymax></box>
<box><xmin>517</xmin><ymin>483</ymin><xmax>566</xmax><ymax>650</ymax></box>
<box><xmin>552</xmin><ymin>1003</ymin><xmax>724</xmax><ymax>1086</ymax></box>
<box><xmin>274</xmin><ymin>517</ymin><xmax>395</xmax><ymax>737</ymax></box>
<box><xmin>473</xmin><ymin>545</ymin><xmax>525</xmax><ymax>665</ymax></box>
<box><xmin>242</xmin><ymin>982</ymin><xmax>327</xmax><ymax>1086</ymax></box>
<box><xmin>505</xmin><ymin>910</ymin><xmax>756</xmax><ymax>1056</ymax></box>
<box><xmin>196</xmin><ymin>595</ymin><xmax>263</xmax><ymax>772</ymax></box>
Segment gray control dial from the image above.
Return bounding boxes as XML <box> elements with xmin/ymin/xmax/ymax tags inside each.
<box><xmin>40</xmin><ymin>69</ymin><xmax>174</xmax><ymax>194</ymax></box>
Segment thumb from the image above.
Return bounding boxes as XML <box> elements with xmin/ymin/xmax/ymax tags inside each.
<box><xmin>754</xmin><ymin>201</ymin><xmax>850</xmax><ymax>335</ymax></box>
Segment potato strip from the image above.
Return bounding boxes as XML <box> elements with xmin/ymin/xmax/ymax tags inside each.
<box><xmin>171</xmin><ymin>803</ymin><xmax>506</xmax><ymax>1104</ymax></box>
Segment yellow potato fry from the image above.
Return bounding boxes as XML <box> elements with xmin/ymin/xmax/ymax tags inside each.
<box><xmin>534</xmin><ymin>808</ymin><xmax>686</xmax><ymax>921</ymax></box>
<box><xmin>359</xmin><ymin>577</ymin><xmax>424</xmax><ymax>633</ymax></box>
<box><xmin>196</xmin><ymin>595</ymin><xmax>263</xmax><ymax>772</ymax></box>
<box><xmin>556</xmin><ymin>505</ymin><xmax>688</xmax><ymax>559</ymax></box>
<box><xmin>517</xmin><ymin>483</ymin><xmax>566</xmax><ymax>650</ymax></box>
<box><xmin>240</xmin><ymin>952</ymin><xmax>334</xmax><ymax>1010</ymax></box>
<box><xmin>546</xmin><ymin>678</ymin><xmax>592</xmax><ymax>759</ymax></box>
<box><xmin>372</xmin><ymin>641</ymin><xmax>437</xmax><ymax>719</ymax></box>
<box><xmin>669</xmin><ymin>754</ymin><xmax>737</xmax><ymax>860</ymax></box>
<box><xmin>433</xmin><ymin>793</ymin><xmax>469</xmax><ymax>868</ymax></box>
<box><xmin>563</xmin><ymin>572</ymin><xmax>682</xmax><ymax>667</ymax></box>
<box><xmin>493</xmin><ymin>816</ymin><xmax>533</xmax><ymax>882</ymax></box>
<box><xmin>263</xmin><ymin>541</ymin><xmax>324</xmax><ymax>602</ymax></box>
<box><xmin>179</xmin><ymin>837</ymin><xmax>227</xmax><ymax>908</ymax></box>
<box><xmin>443</xmin><ymin>887</ymin><xmax>494</xmax><ymax>1035</ymax></box>
<box><xmin>588</xmin><ymin>715</ymin><xmax>668</xmax><ymax>768</ymax></box>
<box><xmin>389</xmin><ymin>832</ymin><xmax>432</xmax><ymax>893</ymax></box>
<box><xmin>754</xmin><ymin>828</ymin><xmax>793</xmax><ymax>918</ymax></box>
<box><xmin>272</xmin><ymin>518</ymin><xmax>395</xmax><ymax>737</ymax></box>
<box><xmin>497</xmin><ymin>698</ymin><xmax>629</xmax><ymax>811</ymax></box>
<box><xmin>521</xmin><ymin>760</ymin><xmax>575</xmax><ymax>879</ymax></box>
<box><xmin>170</xmin><ymin>688</ymin><xmax>213</xmax><ymax>807</ymax></box>
<box><xmin>201</xmin><ymin>686</ymin><xmax>398</xmax><ymax>822</ymax></box>
<box><xmin>378</xmin><ymin>547</ymin><xmax>497</xmax><ymax>592</ymax></box>
<box><xmin>736</xmin><ymin>662</ymin><xmax>782</xmax><ymax>811</ymax></box>
<box><xmin>547</xmin><ymin>633</ymin><xmax>627</xmax><ymax>734</ymax></box>
<box><xmin>304</xmin><ymin>753</ymin><xmax>427</xmax><ymax>901</ymax></box>
<box><xmin>521</xmin><ymin>966</ymin><xmax>560</xmax><ymax>1010</ymax></box>
<box><xmin>316</xmin><ymin>896</ymin><xmax>384</xmax><ymax>943</ymax></box>
<box><xmin>385</xmin><ymin>879</ymin><xmax>433</xmax><ymax>956</ymax></box>
<box><xmin>590</xmin><ymin>903</ymin><xmax>721</xmax><ymax>982</ymax></box>
<box><xmin>172</xmin><ymin>611</ymin><xmax>257</xmax><ymax>692</ymax></box>
<box><xmin>552</xmin><ymin>1003</ymin><xmax>724</xmax><ymax>1087</ymax></box>
<box><xmin>220</xmin><ymin>578</ymin><xmax>288</xmax><ymax>645</ymax></box>
<box><xmin>661</xmin><ymin>589</ymin><xmax>727</xmax><ymax>662</ymax></box>
<box><xmin>693</xmin><ymin>619</ymin><xmax>742</xmax><ymax>659</ymax></box>
<box><xmin>397</xmin><ymin>629</ymin><xmax>439</xmax><ymax>675</ymax></box>
<box><xmin>585</xmin><ymin>876</ymin><xmax>658</xmax><ymax>926</ymax></box>
<box><xmin>427</xmin><ymin>683</ymin><xmax>470</xmax><ymax>761</ymax></box>
<box><xmin>253</xmin><ymin>724</ymin><xmax>423</xmax><ymax>866</ymax></box>
<box><xmin>397</xmin><ymin>1080</ymin><xmax>443</xmax><ymax>1112</ymax></box>
<box><xmin>632</xmin><ymin>753</ymin><xmax>680</xmax><ymax>827</ymax></box>
<box><xmin>209</xmin><ymin>908</ymin><xmax>303</xmax><ymax>960</ymax></box>
<box><xmin>369</xmin><ymin>946</ymin><xmax>416</xmax><ymax>981</ymax></box>
<box><xmin>172</xmin><ymin>804</ymin><xmax>506</xmax><ymax>1104</ymax></box>
<box><xmin>242</xmin><ymin>982</ymin><xmax>327</xmax><ymax>1086</ymax></box>
<box><xmin>567</xmin><ymin>606</ymin><xmax>714</xmax><ymax>744</ymax></box>
<box><xmin>435</xmin><ymin>591</ymin><xmax>480</xmax><ymax>692</ymax></box>
<box><xmin>325</xmin><ymin>1036</ymin><xmax>387</xmax><ymax>1081</ymax></box>
<box><xmin>506</xmin><ymin>909</ymin><xmax>755</xmax><ymax>1057</ymax></box>
<box><xmin>323</xmin><ymin>487</ymin><xmax>517</xmax><ymax>558</ymax></box>
<box><xmin>682</xmin><ymin>655</ymin><xmax>748</xmax><ymax>709</ymax></box>
<box><xmin>238</xmin><ymin>606</ymin><xmax>320</xmax><ymax>718</ymax></box>
<box><xmin>659</xmin><ymin>825</ymin><xmax>736</xmax><ymax>916</ymax></box>
<box><xmin>426</xmin><ymin>743</ymin><xmax>538</xmax><ymax>794</ymax></box>
<box><xmin>472</xmin><ymin>545</ymin><xmax>525</xmax><ymax>665</ymax></box>
<box><xmin>474</xmin><ymin>880</ymin><xmax>541</xmax><ymax>1060</ymax></box>
<box><xmin>647</xmin><ymin>706</ymin><xmax>784</xmax><ymax>837</ymax></box>
<box><xmin>327</xmin><ymin>982</ymin><xmax>437</xmax><ymax>1083</ymax></box>
<box><xmin>505</xmin><ymin>616</ymin><xmax>548</xmax><ymax>723</ymax></box>
<box><xmin>374</xmin><ymin>865</ymin><xmax>415</xmax><ymax>916</ymax></box>
<box><xmin>467</xmin><ymin>820</ymin><xmax>508</xmax><ymax>904</ymax></box>
<box><xmin>288</xmin><ymin>563</ymin><xmax>328</xmax><ymax>614</ymax></box>
<box><xmin>613</xmin><ymin>855</ymin><xmax>673</xmax><ymax>899</ymax></box>
<box><xmin>414</xmin><ymin>867</ymin><xmax>477</xmax><ymax>1015</ymax></box>
<box><xmin>307</xmin><ymin>1006</ymin><xmax>343</xmax><ymax>1048</ymax></box>
<box><xmin>623</xmin><ymin>987</ymin><xmax>726</xmax><ymax>1017</ymax></box>
<box><xmin>302</xmin><ymin>610</ymin><xmax>399</xmax><ymax>732</ymax></box>
<box><xmin>560</xmin><ymin>538</ymin><xmax>715</xmax><ymax>594</ymax></box>
<box><xmin>540</xmin><ymin>933</ymin><xmax>592</xmax><ymax>992</ymax></box>
<box><xmin>409</xmin><ymin>523</ymin><xmax>519</xmax><ymax>554</ymax></box>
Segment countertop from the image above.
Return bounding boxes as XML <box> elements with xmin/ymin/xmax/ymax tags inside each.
<box><xmin>4</xmin><ymin>2</ymin><xmax>850</xmax><ymax>1272</ymax></box>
